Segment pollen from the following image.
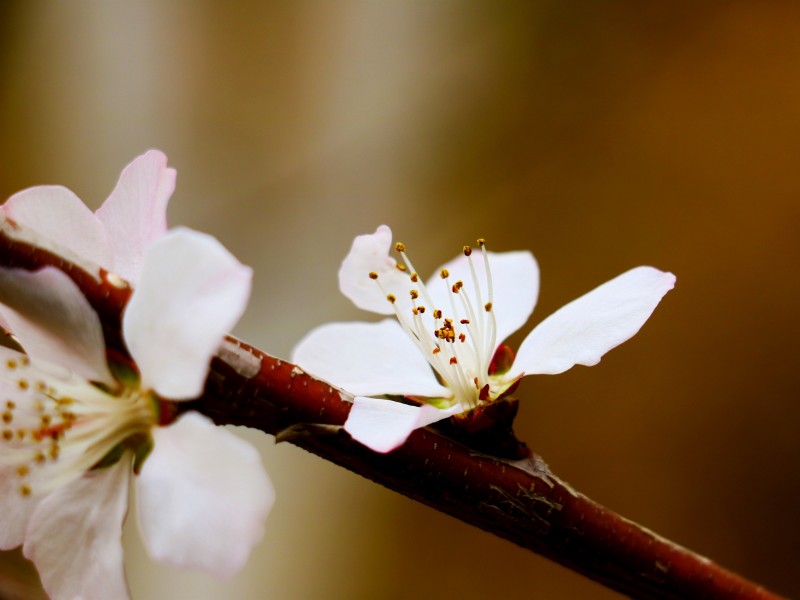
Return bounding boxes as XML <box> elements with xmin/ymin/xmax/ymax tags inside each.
<box><xmin>459</xmin><ymin>333</ymin><xmax>466</xmax><ymax>343</ymax></box>
<box><xmin>433</xmin><ymin>309</ymin><xmax>442</xmax><ymax>319</ymax></box>
<box><xmin>440</xmin><ymin>269</ymin><xmax>449</xmax><ymax>279</ymax></box>
<box><xmin>410</xmin><ymin>273</ymin><xmax>419</xmax><ymax>282</ymax></box>
<box><xmin>410</xmin><ymin>290</ymin><xmax>419</xmax><ymax>300</ymax></box>
<box><xmin>460</xmin><ymin>319</ymin><xmax>470</xmax><ymax>324</ymax></box>
<box><xmin>417</xmin><ymin>306</ymin><xmax>426</xmax><ymax>314</ymax></box>
<box><xmin>396</xmin><ymin>264</ymin><xmax>407</xmax><ymax>272</ymax></box>
<box><xmin>432</xmin><ymin>347</ymin><xmax>441</xmax><ymax>354</ymax></box>
<box><xmin>449</xmin><ymin>357</ymin><xmax>458</xmax><ymax>365</ymax></box>
<box><xmin>395</xmin><ymin>242</ymin><xmax>406</xmax><ymax>253</ymax></box>
<box><xmin>386</xmin><ymin>294</ymin><xmax>396</xmax><ymax>304</ymax></box>
<box><xmin>368</xmin><ymin>271</ymin><xmax>379</xmax><ymax>280</ymax></box>
<box><xmin>463</xmin><ymin>245</ymin><xmax>472</xmax><ymax>256</ymax></box>
<box><xmin>477</xmin><ymin>238</ymin><xmax>486</xmax><ymax>246</ymax></box>
<box><xmin>485</xmin><ymin>302</ymin><xmax>493</xmax><ymax>312</ymax></box>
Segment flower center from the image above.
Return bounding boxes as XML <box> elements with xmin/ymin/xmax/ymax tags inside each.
<box><xmin>0</xmin><ymin>354</ymin><xmax>158</xmax><ymax>498</ymax></box>
<box><xmin>370</xmin><ymin>239</ymin><xmax>498</xmax><ymax>409</ymax></box>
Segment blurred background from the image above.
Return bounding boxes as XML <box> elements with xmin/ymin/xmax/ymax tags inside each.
<box><xmin>0</xmin><ymin>1</ymin><xmax>798</xmax><ymax>598</ymax></box>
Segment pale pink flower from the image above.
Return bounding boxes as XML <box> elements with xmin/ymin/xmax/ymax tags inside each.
<box><xmin>294</xmin><ymin>225</ymin><xmax>675</xmax><ymax>453</ymax></box>
<box><xmin>0</xmin><ymin>155</ymin><xmax>274</xmax><ymax>600</ymax></box>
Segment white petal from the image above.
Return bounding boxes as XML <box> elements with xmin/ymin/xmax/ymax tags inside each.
<box><xmin>0</xmin><ymin>267</ymin><xmax>114</xmax><ymax>385</ymax></box>
<box><xmin>0</xmin><ymin>467</ymin><xmax>42</xmax><ymax>550</ymax></box>
<box><xmin>123</xmin><ymin>228</ymin><xmax>251</xmax><ymax>399</ymax></box>
<box><xmin>338</xmin><ymin>225</ymin><xmax>412</xmax><ymax>315</ymax></box>
<box><xmin>23</xmin><ymin>458</ymin><xmax>131</xmax><ymax>600</ymax></box>
<box><xmin>426</xmin><ymin>250</ymin><xmax>539</xmax><ymax>349</ymax></box>
<box><xmin>292</xmin><ymin>319</ymin><xmax>451</xmax><ymax>398</ymax></box>
<box><xmin>344</xmin><ymin>396</ymin><xmax>462</xmax><ymax>453</ymax></box>
<box><xmin>2</xmin><ymin>185</ymin><xmax>113</xmax><ymax>268</ymax></box>
<box><xmin>512</xmin><ymin>266</ymin><xmax>676</xmax><ymax>376</ymax></box>
<box><xmin>96</xmin><ymin>150</ymin><xmax>176</xmax><ymax>282</ymax></box>
<box><xmin>136</xmin><ymin>412</ymin><xmax>274</xmax><ymax>578</ymax></box>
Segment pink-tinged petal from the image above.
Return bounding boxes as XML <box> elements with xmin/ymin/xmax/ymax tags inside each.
<box><xmin>23</xmin><ymin>458</ymin><xmax>131</xmax><ymax>600</ymax></box>
<box><xmin>339</xmin><ymin>225</ymin><xmax>413</xmax><ymax>315</ymax></box>
<box><xmin>345</xmin><ymin>396</ymin><xmax>462</xmax><ymax>453</ymax></box>
<box><xmin>136</xmin><ymin>412</ymin><xmax>274</xmax><ymax>578</ymax></box>
<box><xmin>0</xmin><ymin>267</ymin><xmax>114</xmax><ymax>385</ymax></box>
<box><xmin>0</xmin><ymin>467</ymin><xmax>42</xmax><ymax>550</ymax></box>
<box><xmin>3</xmin><ymin>186</ymin><xmax>113</xmax><ymax>268</ymax></box>
<box><xmin>96</xmin><ymin>150</ymin><xmax>176</xmax><ymax>282</ymax></box>
<box><xmin>123</xmin><ymin>228</ymin><xmax>251</xmax><ymax>399</ymax></box>
<box><xmin>292</xmin><ymin>319</ymin><xmax>450</xmax><ymax>398</ymax></box>
<box><xmin>511</xmin><ymin>266</ymin><xmax>676</xmax><ymax>376</ymax></box>
<box><xmin>427</xmin><ymin>250</ymin><xmax>539</xmax><ymax>349</ymax></box>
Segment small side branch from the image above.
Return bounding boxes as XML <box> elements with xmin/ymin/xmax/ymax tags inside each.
<box><xmin>0</xmin><ymin>227</ymin><xmax>783</xmax><ymax>600</ymax></box>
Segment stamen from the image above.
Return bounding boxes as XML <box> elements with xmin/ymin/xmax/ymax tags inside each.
<box><xmin>395</xmin><ymin>242</ymin><xmax>406</xmax><ymax>253</ymax></box>
<box><xmin>440</xmin><ymin>269</ymin><xmax>449</xmax><ymax>279</ymax></box>
<box><xmin>386</xmin><ymin>294</ymin><xmax>396</xmax><ymax>304</ymax></box>
<box><xmin>396</xmin><ymin>264</ymin><xmax>407</xmax><ymax>272</ymax></box>
<box><xmin>409</xmin><ymin>290</ymin><xmax>419</xmax><ymax>300</ymax></box>
<box><xmin>463</xmin><ymin>245</ymin><xmax>472</xmax><ymax>256</ymax></box>
<box><xmin>410</xmin><ymin>273</ymin><xmax>419</xmax><ymax>282</ymax></box>
<box><xmin>368</xmin><ymin>272</ymin><xmax>378</xmax><ymax>280</ymax></box>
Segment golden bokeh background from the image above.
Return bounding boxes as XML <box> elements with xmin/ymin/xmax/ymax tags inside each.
<box><xmin>0</xmin><ymin>2</ymin><xmax>798</xmax><ymax>598</ymax></box>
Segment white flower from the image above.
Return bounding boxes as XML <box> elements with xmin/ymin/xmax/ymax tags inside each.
<box><xmin>293</xmin><ymin>225</ymin><xmax>675</xmax><ymax>453</ymax></box>
<box><xmin>2</xmin><ymin>149</ymin><xmax>175</xmax><ymax>283</ymax></box>
<box><xmin>0</xmin><ymin>156</ymin><xmax>274</xmax><ymax>600</ymax></box>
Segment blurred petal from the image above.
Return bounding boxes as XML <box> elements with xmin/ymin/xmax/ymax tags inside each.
<box><xmin>136</xmin><ymin>412</ymin><xmax>274</xmax><ymax>578</ymax></box>
<box><xmin>345</xmin><ymin>396</ymin><xmax>461</xmax><ymax>453</ymax></box>
<box><xmin>0</xmin><ymin>467</ymin><xmax>42</xmax><ymax>550</ymax></box>
<box><xmin>293</xmin><ymin>319</ymin><xmax>450</xmax><ymax>398</ymax></box>
<box><xmin>512</xmin><ymin>266</ymin><xmax>675</xmax><ymax>376</ymax></box>
<box><xmin>96</xmin><ymin>150</ymin><xmax>176</xmax><ymax>282</ymax></box>
<box><xmin>123</xmin><ymin>228</ymin><xmax>251</xmax><ymax>399</ymax></box>
<box><xmin>24</xmin><ymin>459</ymin><xmax>131</xmax><ymax>600</ymax></box>
<box><xmin>427</xmin><ymin>250</ymin><xmax>539</xmax><ymax>349</ymax></box>
<box><xmin>0</xmin><ymin>267</ymin><xmax>114</xmax><ymax>385</ymax></box>
<box><xmin>3</xmin><ymin>185</ymin><xmax>112</xmax><ymax>268</ymax></box>
<box><xmin>339</xmin><ymin>225</ymin><xmax>412</xmax><ymax>315</ymax></box>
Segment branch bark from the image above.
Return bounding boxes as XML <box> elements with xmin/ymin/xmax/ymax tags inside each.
<box><xmin>0</xmin><ymin>224</ymin><xmax>783</xmax><ymax>600</ymax></box>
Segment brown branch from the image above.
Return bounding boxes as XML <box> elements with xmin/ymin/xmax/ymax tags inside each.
<box><xmin>0</xmin><ymin>225</ymin><xmax>783</xmax><ymax>600</ymax></box>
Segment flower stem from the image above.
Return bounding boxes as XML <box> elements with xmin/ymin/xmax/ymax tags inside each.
<box><xmin>0</xmin><ymin>226</ymin><xmax>784</xmax><ymax>600</ymax></box>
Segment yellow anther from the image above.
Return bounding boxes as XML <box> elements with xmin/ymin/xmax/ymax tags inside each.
<box><xmin>35</xmin><ymin>381</ymin><xmax>46</xmax><ymax>393</ymax></box>
<box><xmin>417</xmin><ymin>306</ymin><xmax>426</xmax><ymax>314</ymax></box>
<box><xmin>396</xmin><ymin>264</ymin><xmax>408</xmax><ymax>272</ymax></box>
<box><xmin>16</xmin><ymin>465</ymin><xmax>28</xmax><ymax>477</ymax></box>
<box><xmin>463</xmin><ymin>245</ymin><xmax>472</xmax><ymax>256</ymax></box>
<box><xmin>449</xmin><ymin>357</ymin><xmax>458</xmax><ymax>365</ymax></box>
<box><xmin>485</xmin><ymin>302</ymin><xmax>493</xmax><ymax>312</ymax></box>
<box><xmin>433</xmin><ymin>309</ymin><xmax>442</xmax><ymax>319</ymax></box>
<box><xmin>2</xmin><ymin>429</ymin><xmax>12</xmax><ymax>441</ymax></box>
<box><xmin>432</xmin><ymin>347</ymin><xmax>441</xmax><ymax>354</ymax></box>
<box><xmin>410</xmin><ymin>273</ymin><xmax>419</xmax><ymax>282</ymax></box>
<box><xmin>17</xmin><ymin>379</ymin><xmax>29</xmax><ymax>391</ymax></box>
<box><xmin>40</xmin><ymin>414</ymin><xmax>52</xmax><ymax>427</ymax></box>
<box><xmin>410</xmin><ymin>290</ymin><xmax>419</xmax><ymax>300</ymax></box>
<box><xmin>2</xmin><ymin>412</ymin><xmax>12</xmax><ymax>424</ymax></box>
<box><xmin>6</xmin><ymin>400</ymin><xmax>15</xmax><ymax>410</ymax></box>
<box><xmin>395</xmin><ymin>242</ymin><xmax>406</xmax><ymax>253</ymax></box>
<box><xmin>477</xmin><ymin>238</ymin><xmax>486</xmax><ymax>247</ymax></box>
<box><xmin>6</xmin><ymin>359</ymin><xmax>17</xmax><ymax>370</ymax></box>
<box><xmin>386</xmin><ymin>294</ymin><xmax>396</xmax><ymax>304</ymax></box>
<box><xmin>459</xmin><ymin>333</ymin><xmax>466</xmax><ymax>343</ymax></box>
<box><xmin>440</xmin><ymin>269</ymin><xmax>449</xmax><ymax>279</ymax></box>
<box><xmin>34</xmin><ymin>452</ymin><xmax>45</xmax><ymax>464</ymax></box>
<box><xmin>19</xmin><ymin>484</ymin><xmax>31</xmax><ymax>497</ymax></box>
<box><xmin>368</xmin><ymin>272</ymin><xmax>379</xmax><ymax>280</ymax></box>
